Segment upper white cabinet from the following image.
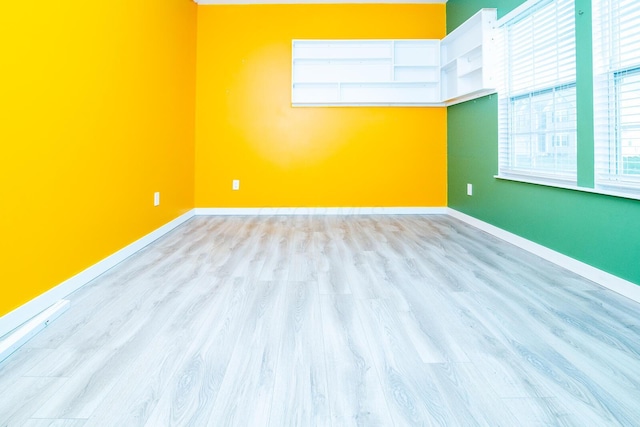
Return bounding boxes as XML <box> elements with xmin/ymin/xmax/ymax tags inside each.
<box><xmin>441</xmin><ymin>8</ymin><xmax>497</xmax><ymax>105</ymax></box>
<box><xmin>291</xmin><ymin>9</ymin><xmax>497</xmax><ymax>107</ymax></box>
<box><xmin>292</xmin><ymin>40</ymin><xmax>441</xmax><ymax>106</ymax></box>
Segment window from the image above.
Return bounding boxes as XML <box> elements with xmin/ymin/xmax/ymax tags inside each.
<box><xmin>593</xmin><ymin>0</ymin><xmax>640</xmax><ymax>193</ymax></box>
<box><xmin>497</xmin><ymin>0</ymin><xmax>577</xmax><ymax>183</ymax></box>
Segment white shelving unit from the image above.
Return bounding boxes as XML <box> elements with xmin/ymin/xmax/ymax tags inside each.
<box><xmin>291</xmin><ymin>9</ymin><xmax>496</xmax><ymax>107</ymax></box>
<box><xmin>292</xmin><ymin>40</ymin><xmax>441</xmax><ymax>106</ymax></box>
<box><xmin>441</xmin><ymin>8</ymin><xmax>497</xmax><ymax>105</ymax></box>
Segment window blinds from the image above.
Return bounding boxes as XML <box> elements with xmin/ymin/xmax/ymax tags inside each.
<box><xmin>497</xmin><ymin>0</ymin><xmax>577</xmax><ymax>182</ymax></box>
<box><xmin>593</xmin><ymin>0</ymin><xmax>640</xmax><ymax>192</ymax></box>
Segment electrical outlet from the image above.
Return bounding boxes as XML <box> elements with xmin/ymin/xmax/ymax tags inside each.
<box><xmin>232</xmin><ymin>180</ymin><xmax>240</xmax><ymax>191</ymax></box>
<box><xmin>154</xmin><ymin>192</ymin><xmax>160</xmax><ymax>206</ymax></box>
<box><xmin>467</xmin><ymin>183</ymin><xmax>473</xmax><ymax>196</ymax></box>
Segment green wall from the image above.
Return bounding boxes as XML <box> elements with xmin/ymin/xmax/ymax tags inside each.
<box><xmin>446</xmin><ymin>0</ymin><xmax>640</xmax><ymax>286</ymax></box>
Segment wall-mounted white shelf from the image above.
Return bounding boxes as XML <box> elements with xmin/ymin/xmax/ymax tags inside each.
<box><xmin>291</xmin><ymin>9</ymin><xmax>496</xmax><ymax>107</ymax></box>
<box><xmin>441</xmin><ymin>8</ymin><xmax>497</xmax><ymax>105</ymax></box>
<box><xmin>292</xmin><ymin>40</ymin><xmax>442</xmax><ymax>106</ymax></box>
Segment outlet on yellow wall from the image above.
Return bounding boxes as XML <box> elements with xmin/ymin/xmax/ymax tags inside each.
<box><xmin>0</xmin><ymin>0</ymin><xmax>197</xmax><ymax>317</ymax></box>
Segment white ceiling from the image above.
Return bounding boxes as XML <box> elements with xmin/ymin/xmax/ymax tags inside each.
<box><xmin>195</xmin><ymin>0</ymin><xmax>446</xmax><ymax>4</ymax></box>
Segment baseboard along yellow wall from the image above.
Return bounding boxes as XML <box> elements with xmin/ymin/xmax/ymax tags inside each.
<box><xmin>0</xmin><ymin>0</ymin><xmax>198</xmax><ymax>317</ymax></box>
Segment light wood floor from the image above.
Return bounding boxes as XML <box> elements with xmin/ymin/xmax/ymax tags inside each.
<box><xmin>1</xmin><ymin>215</ymin><xmax>639</xmax><ymax>426</ymax></box>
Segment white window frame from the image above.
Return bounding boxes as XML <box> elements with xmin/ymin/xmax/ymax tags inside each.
<box><xmin>496</xmin><ymin>0</ymin><xmax>577</xmax><ymax>185</ymax></box>
<box><xmin>593</xmin><ymin>0</ymin><xmax>640</xmax><ymax>196</ymax></box>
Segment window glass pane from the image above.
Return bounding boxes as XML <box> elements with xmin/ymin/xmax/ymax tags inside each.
<box><xmin>593</xmin><ymin>0</ymin><xmax>640</xmax><ymax>191</ymax></box>
<box><xmin>509</xmin><ymin>86</ymin><xmax>576</xmax><ymax>174</ymax></box>
<box><xmin>617</xmin><ymin>71</ymin><xmax>640</xmax><ymax>175</ymax></box>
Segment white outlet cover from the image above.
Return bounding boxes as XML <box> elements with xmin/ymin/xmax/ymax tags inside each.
<box><xmin>232</xmin><ymin>180</ymin><xmax>240</xmax><ymax>190</ymax></box>
<box><xmin>466</xmin><ymin>184</ymin><xmax>473</xmax><ymax>196</ymax></box>
<box><xmin>154</xmin><ymin>192</ymin><xmax>160</xmax><ymax>206</ymax></box>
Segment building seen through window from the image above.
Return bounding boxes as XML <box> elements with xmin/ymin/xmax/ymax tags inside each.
<box><xmin>510</xmin><ymin>86</ymin><xmax>576</xmax><ymax>174</ymax></box>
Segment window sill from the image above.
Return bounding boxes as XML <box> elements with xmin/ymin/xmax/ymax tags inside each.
<box><xmin>494</xmin><ymin>175</ymin><xmax>640</xmax><ymax>202</ymax></box>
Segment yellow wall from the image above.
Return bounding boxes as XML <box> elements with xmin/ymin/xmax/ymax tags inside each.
<box><xmin>0</xmin><ymin>0</ymin><xmax>197</xmax><ymax>317</ymax></box>
<box><xmin>195</xmin><ymin>4</ymin><xmax>447</xmax><ymax>208</ymax></box>
<box><xmin>0</xmin><ymin>2</ymin><xmax>446</xmax><ymax>319</ymax></box>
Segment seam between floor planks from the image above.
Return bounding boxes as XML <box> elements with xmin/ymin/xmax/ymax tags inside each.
<box><xmin>1</xmin><ymin>215</ymin><xmax>639</xmax><ymax>427</ymax></box>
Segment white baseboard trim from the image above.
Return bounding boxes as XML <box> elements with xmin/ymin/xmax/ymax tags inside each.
<box><xmin>0</xmin><ymin>300</ymin><xmax>70</xmax><ymax>364</ymax></box>
<box><xmin>0</xmin><ymin>209</ymin><xmax>196</xmax><ymax>340</ymax></box>
<box><xmin>195</xmin><ymin>207</ymin><xmax>447</xmax><ymax>216</ymax></box>
<box><xmin>195</xmin><ymin>0</ymin><xmax>447</xmax><ymax>6</ymax></box>
<box><xmin>4</xmin><ymin>205</ymin><xmax>638</xmax><ymax>363</ymax></box>
<box><xmin>447</xmin><ymin>208</ymin><xmax>640</xmax><ymax>304</ymax></box>
<box><xmin>1</xmin><ymin>206</ymin><xmax>440</xmax><ymax>356</ymax></box>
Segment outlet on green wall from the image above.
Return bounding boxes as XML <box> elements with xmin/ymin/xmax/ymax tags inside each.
<box><xmin>447</xmin><ymin>0</ymin><xmax>640</xmax><ymax>286</ymax></box>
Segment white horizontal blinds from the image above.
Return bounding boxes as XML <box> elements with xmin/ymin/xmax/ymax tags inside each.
<box><xmin>497</xmin><ymin>0</ymin><xmax>577</xmax><ymax>182</ymax></box>
<box><xmin>593</xmin><ymin>0</ymin><xmax>640</xmax><ymax>191</ymax></box>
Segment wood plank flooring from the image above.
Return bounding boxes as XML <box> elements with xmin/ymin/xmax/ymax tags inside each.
<box><xmin>1</xmin><ymin>215</ymin><xmax>639</xmax><ymax>426</ymax></box>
